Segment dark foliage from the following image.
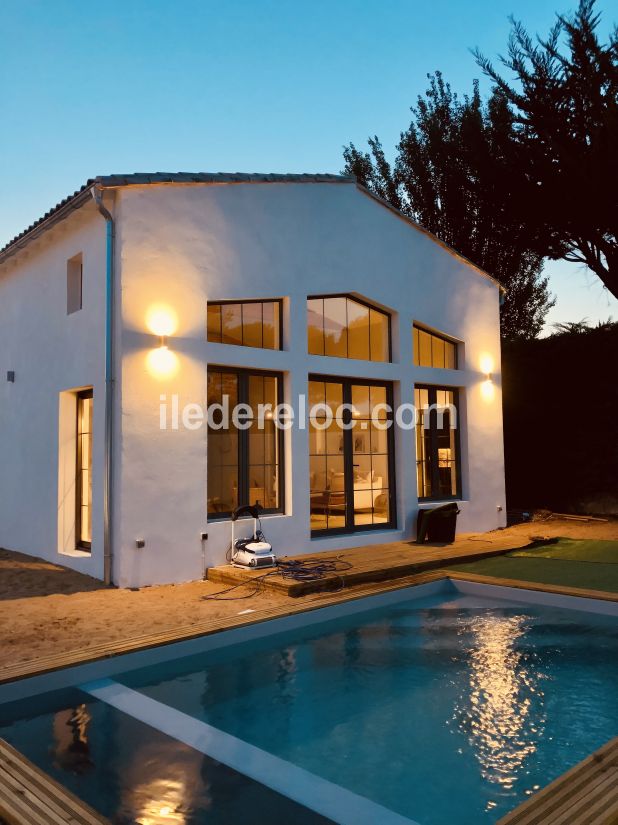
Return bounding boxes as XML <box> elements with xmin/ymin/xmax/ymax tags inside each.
<box><xmin>502</xmin><ymin>320</ymin><xmax>618</xmax><ymax>512</ymax></box>
<box><xmin>343</xmin><ymin>73</ymin><xmax>554</xmax><ymax>340</ymax></box>
<box><xmin>475</xmin><ymin>0</ymin><xmax>618</xmax><ymax>299</ymax></box>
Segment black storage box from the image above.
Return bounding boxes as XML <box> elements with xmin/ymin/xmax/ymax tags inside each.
<box><xmin>416</xmin><ymin>502</ymin><xmax>460</xmax><ymax>544</ymax></box>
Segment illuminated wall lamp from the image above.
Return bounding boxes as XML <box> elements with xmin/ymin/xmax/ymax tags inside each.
<box><xmin>146</xmin><ymin>334</ymin><xmax>178</xmax><ymax>379</ymax></box>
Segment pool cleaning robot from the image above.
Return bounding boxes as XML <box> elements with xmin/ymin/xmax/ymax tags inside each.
<box><xmin>230</xmin><ymin>504</ymin><xmax>277</xmax><ymax>569</ymax></box>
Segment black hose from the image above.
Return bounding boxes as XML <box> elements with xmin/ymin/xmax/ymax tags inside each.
<box><xmin>202</xmin><ymin>555</ymin><xmax>353</xmax><ymax>601</ymax></box>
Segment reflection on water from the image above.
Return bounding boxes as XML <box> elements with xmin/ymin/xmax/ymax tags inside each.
<box><xmin>454</xmin><ymin>613</ymin><xmax>546</xmax><ymax>810</ymax></box>
<box><xmin>52</xmin><ymin>704</ymin><xmax>196</xmax><ymax>824</ymax></box>
<box><xmin>53</xmin><ymin>704</ymin><xmax>93</xmax><ymax>775</ymax></box>
<box><xmin>122</xmin><ymin>739</ymin><xmax>202</xmax><ymax>825</ymax></box>
<box><xmin>276</xmin><ymin>648</ymin><xmax>298</xmax><ymax>703</ymax></box>
<box><xmin>133</xmin><ymin>777</ymin><xmax>187</xmax><ymax>824</ymax></box>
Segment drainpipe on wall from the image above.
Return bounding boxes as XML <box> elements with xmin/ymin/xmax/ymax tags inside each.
<box><xmin>92</xmin><ymin>186</ymin><xmax>115</xmax><ymax>586</ymax></box>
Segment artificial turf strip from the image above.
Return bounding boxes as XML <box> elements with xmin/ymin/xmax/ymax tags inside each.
<box><xmin>509</xmin><ymin>538</ymin><xmax>618</xmax><ymax>564</ymax></box>
<box><xmin>447</xmin><ymin>538</ymin><xmax>618</xmax><ymax>594</ymax></box>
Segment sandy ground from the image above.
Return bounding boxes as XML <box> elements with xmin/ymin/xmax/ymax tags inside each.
<box><xmin>1</xmin><ymin>516</ymin><xmax>616</xmax><ymax>671</ymax></box>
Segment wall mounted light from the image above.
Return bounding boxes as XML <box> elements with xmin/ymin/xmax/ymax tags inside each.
<box><xmin>146</xmin><ymin>305</ymin><xmax>178</xmax><ymax>338</ymax></box>
<box><xmin>479</xmin><ymin>354</ymin><xmax>495</xmax><ymax>402</ymax></box>
<box><xmin>145</xmin><ymin>304</ymin><xmax>180</xmax><ymax>379</ymax></box>
<box><xmin>479</xmin><ymin>354</ymin><xmax>494</xmax><ymax>379</ymax></box>
<box><xmin>146</xmin><ymin>340</ymin><xmax>179</xmax><ymax>380</ymax></box>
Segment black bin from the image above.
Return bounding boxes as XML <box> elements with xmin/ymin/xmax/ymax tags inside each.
<box><xmin>416</xmin><ymin>502</ymin><xmax>460</xmax><ymax>544</ymax></box>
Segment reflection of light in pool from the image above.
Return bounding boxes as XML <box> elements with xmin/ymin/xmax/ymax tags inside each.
<box><xmin>454</xmin><ymin>614</ymin><xmax>546</xmax><ymax>808</ymax></box>
<box><xmin>135</xmin><ymin>777</ymin><xmax>187</xmax><ymax>823</ymax></box>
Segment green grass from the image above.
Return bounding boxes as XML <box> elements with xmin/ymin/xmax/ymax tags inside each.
<box><xmin>449</xmin><ymin>538</ymin><xmax>618</xmax><ymax>593</ymax></box>
<box><xmin>510</xmin><ymin>537</ymin><xmax>618</xmax><ymax>563</ymax></box>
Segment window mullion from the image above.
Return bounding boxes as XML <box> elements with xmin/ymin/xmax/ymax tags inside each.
<box><xmin>342</xmin><ymin>380</ymin><xmax>355</xmax><ymax>529</ymax></box>
<box><xmin>428</xmin><ymin>387</ymin><xmax>440</xmax><ymax>497</ymax></box>
<box><xmin>238</xmin><ymin>371</ymin><xmax>249</xmax><ymax>507</ymax></box>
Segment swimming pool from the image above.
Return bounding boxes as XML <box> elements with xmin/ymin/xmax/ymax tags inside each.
<box><xmin>0</xmin><ymin>579</ymin><xmax>616</xmax><ymax>824</ymax></box>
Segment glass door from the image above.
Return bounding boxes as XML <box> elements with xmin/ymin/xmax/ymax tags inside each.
<box><xmin>309</xmin><ymin>377</ymin><xmax>394</xmax><ymax>535</ymax></box>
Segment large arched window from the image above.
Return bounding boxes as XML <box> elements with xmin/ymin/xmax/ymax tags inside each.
<box><xmin>307</xmin><ymin>295</ymin><xmax>391</xmax><ymax>362</ymax></box>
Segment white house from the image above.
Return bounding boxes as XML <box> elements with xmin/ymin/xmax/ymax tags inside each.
<box><xmin>0</xmin><ymin>173</ymin><xmax>506</xmax><ymax>588</ymax></box>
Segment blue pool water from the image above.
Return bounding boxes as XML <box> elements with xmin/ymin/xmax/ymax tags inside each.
<box><xmin>1</xmin><ymin>588</ymin><xmax>617</xmax><ymax>824</ymax></box>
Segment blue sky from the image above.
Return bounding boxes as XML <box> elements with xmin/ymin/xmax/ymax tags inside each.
<box><xmin>1</xmin><ymin>0</ymin><xmax>615</xmax><ymax>330</ymax></box>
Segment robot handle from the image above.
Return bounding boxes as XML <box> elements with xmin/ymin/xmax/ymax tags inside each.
<box><xmin>231</xmin><ymin>504</ymin><xmax>262</xmax><ymax>522</ymax></box>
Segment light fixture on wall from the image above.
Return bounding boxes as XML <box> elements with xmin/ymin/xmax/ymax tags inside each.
<box><xmin>479</xmin><ymin>353</ymin><xmax>495</xmax><ymax>401</ymax></box>
<box><xmin>146</xmin><ymin>304</ymin><xmax>178</xmax><ymax>338</ymax></box>
<box><xmin>145</xmin><ymin>304</ymin><xmax>179</xmax><ymax>379</ymax></box>
<box><xmin>479</xmin><ymin>354</ymin><xmax>494</xmax><ymax>381</ymax></box>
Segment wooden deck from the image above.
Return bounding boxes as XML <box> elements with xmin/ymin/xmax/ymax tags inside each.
<box><xmin>207</xmin><ymin>532</ymin><xmax>528</xmax><ymax>595</ymax></box>
<box><xmin>498</xmin><ymin>736</ymin><xmax>618</xmax><ymax>825</ymax></box>
<box><xmin>0</xmin><ymin>738</ymin><xmax>109</xmax><ymax>825</ymax></box>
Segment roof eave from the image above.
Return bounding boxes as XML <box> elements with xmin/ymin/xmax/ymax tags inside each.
<box><xmin>0</xmin><ymin>183</ymin><xmax>96</xmax><ymax>267</ymax></box>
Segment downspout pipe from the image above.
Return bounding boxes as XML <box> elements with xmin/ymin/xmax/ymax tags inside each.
<box><xmin>92</xmin><ymin>187</ymin><xmax>115</xmax><ymax>585</ymax></box>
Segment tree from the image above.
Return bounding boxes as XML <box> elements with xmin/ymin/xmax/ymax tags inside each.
<box><xmin>551</xmin><ymin>316</ymin><xmax>614</xmax><ymax>334</ymax></box>
<box><xmin>343</xmin><ymin>73</ymin><xmax>554</xmax><ymax>340</ymax></box>
<box><xmin>501</xmin><ymin>319</ymin><xmax>618</xmax><ymax>512</ymax></box>
<box><xmin>475</xmin><ymin>0</ymin><xmax>618</xmax><ymax>299</ymax></box>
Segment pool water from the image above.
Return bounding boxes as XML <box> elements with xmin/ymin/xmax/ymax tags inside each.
<box><xmin>0</xmin><ymin>688</ymin><xmax>333</xmax><ymax>824</ymax></box>
<box><xmin>1</xmin><ymin>589</ymin><xmax>617</xmax><ymax>824</ymax></box>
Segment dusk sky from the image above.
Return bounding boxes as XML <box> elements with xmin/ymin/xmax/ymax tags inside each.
<box><xmin>2</xmin><ymin>0</ymin><xmax>616</xmax><ymax>331</ymax></box>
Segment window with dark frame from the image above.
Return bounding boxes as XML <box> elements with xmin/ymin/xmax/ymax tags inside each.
<box><xmin>307</xmin><ymin>295</ymin><xmax>391</xmax><ymax>362</ymax></box>
<box><xmin>207</xmin><ymin>300</ymin><xmax>282</xmax><ymax>350</ymax></box>
<box><xmin>413</xmin><ymin>325</ymin><xmax>458</xmax><ymax>369</ymax></box>
<box><xmin>309</xmin><ymin>375</ymin><xmax>396</xmax><ymax>535</ymax></box>
<box><xmin>75</xmin><ymin>390</ymin><xmax>93</xmax><ymax>550</ymax></box>
<box><xmin>415</xmin><ymin>385</ymin><xmax>461</xmax><ymax>501</ymax></box>
<box><xmin>207</xmin><ymin>367</ymin><xmax>284</xmax><ymax>519</ymax></box>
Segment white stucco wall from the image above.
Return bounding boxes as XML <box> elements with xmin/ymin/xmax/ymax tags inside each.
<box><xmin>113</xmin><ymin>181</ymin><xmax>506</xmax><ymax>588</ymax></box>
<box><xmin>0</xmin><ymin>204</ymin><xmax>107</xmax><ymax>579</ymax></box>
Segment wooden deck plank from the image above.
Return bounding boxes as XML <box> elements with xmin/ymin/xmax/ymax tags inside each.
<box><xmin>550</xmin><ymin>776</ymin><xmax>618</xmax><ymax>825</ymax></box>
<box><xmin>0</xmin><ymin>744</ymin><xmax>106</xmax><ymax>825</ymax></box>
<box><xmin>0</xmin><ymin>774</ymin><xmax>70</xmax><ymax>825</ymax></box>
<box><xmin>207</xmin><ymin>533</ymin><xmax>527</xmax><ymax>595</ymax></box>
<box><xmin>499</xmin><ymin>749</ymin><xmax>618</xmax><ymax>825</ymax></box>
<box><xmin>498</xmin><ymin>737</ymin><xmax>618</xmax><ymax>825</ymax></box>
<box><xmin>0</xmin><ymin>740</ymin><xmax>109</xmax><ymax>825</ymax></box>
<box><xmin>559</xmin><ymin>763</ymin><xmax>618</xmax><ymax>812</ymax></box>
